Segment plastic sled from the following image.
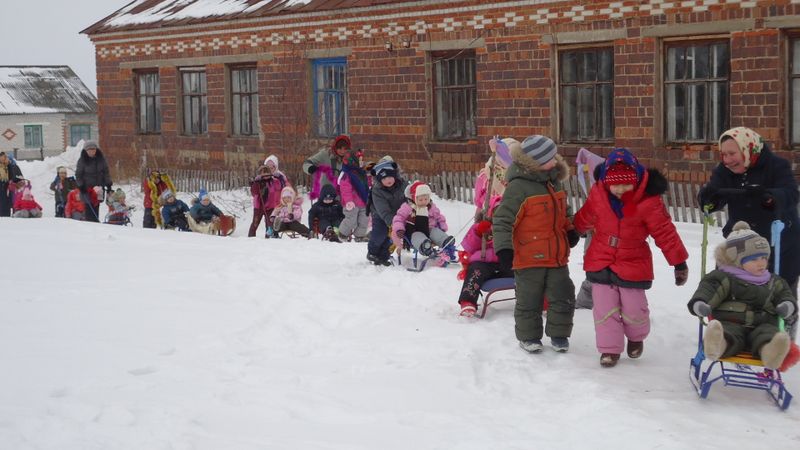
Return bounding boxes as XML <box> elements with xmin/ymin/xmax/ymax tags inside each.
<box><xmin>478</xmin><ymin>277</ymin><xmax>516</xmax><ymax>319</ymax></box>
<box><xmin>689</xmin><ymin>320</ymin><xmax>792</xmax><ymax>410</ymax></box>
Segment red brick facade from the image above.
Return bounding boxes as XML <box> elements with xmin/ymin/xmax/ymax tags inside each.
<box><xmin>86</xmin><ymin>0</ymin><xmax>800</xmax><ymax>181</ymax></box>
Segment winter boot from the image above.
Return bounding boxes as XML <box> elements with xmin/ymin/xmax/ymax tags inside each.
<box><xmin>550</xmin><ymin>337</ymin><xmax>569</xmax><ymax>353</ymax></box>
<box><xmin>441</xmin><ymin>235</ymin><xmax>456</xmax><ymax>250</ymax></box>
<box><xmin>760</xmin><ymin>332</ymin><xmax>791</xmax><ymax>370</ymax></box>
<box><xmin>367</xmin><ymin>254</ymin><xmax>392</xmax><ymax>267</ymax></box>
<box><xmin>459</xmin><ymin>301</ymin><xmax>477</xmax><ymax>318</ymax></box>
<box><xmin>419</xmin><ymin>239</ymin><xmax>434</xmax><ymax>257</ymax></box>
<box><xmin>600</xmin><ymin>353</ymin><xmax>620</xmax><ymax>368</ymax></box>
<box><xmin>519</xmin><ymin>339</ymin><xmax>543</xmax><ymax>354</ymax></box>
<box><xmin>324</xmin><ymin>227</ymin><xmax>342</xmax><ymax>243</ymax></box>
<box><xmin>442</xmin><ymin>243</ymin><xmax>458</xmax><ymax>264</ymax></box>
<box><xmin>627</xmin><ymin>340</ymin><xmax>644</xmax><ymax>359</ymax></box>
<box><xmin>703</xmin><ymin>320</ymin><xmax>727</xmax><ymax>361</ymax></box>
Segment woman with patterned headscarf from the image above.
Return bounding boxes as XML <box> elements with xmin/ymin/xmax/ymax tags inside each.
<box><xmin>698</xmin><ymin>127</ymin><xmax>800</xmax><ymax>339</ymax></box>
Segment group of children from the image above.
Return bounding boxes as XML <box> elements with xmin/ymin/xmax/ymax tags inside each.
<box><xmin>452</xmin><ymin>134</ymin><xmax>796</xmax><ymax>370</ymax></box>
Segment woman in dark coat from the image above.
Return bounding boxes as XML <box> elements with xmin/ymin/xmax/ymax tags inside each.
<box><xmin>0</xmin><ymin>151</ymin><xmax>24</xmax><ymax>217</ymax></box>
<box><xmin>698</xmin><ymin>127</ymin><xmax>800</xmax><ymax>338</ymax></box>
<box><xmin>75</xmin><ymin>140</ymin><xmax>112</xmax><ymax>222</ymax></box>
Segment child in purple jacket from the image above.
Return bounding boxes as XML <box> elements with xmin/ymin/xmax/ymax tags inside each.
<box><xmin>391</xmin><ymin>181</ymin><xmax>456</xmax><ymax>262</ymax></box>
<box><xmin>456</xmin><ymin>196</ymin><xmax>513</xmax><ymax>317</ymax></box>
<box><xmin>270</xmin><ymin>186</ymin><xmax>310</xmax><ymax>238</ymax></box>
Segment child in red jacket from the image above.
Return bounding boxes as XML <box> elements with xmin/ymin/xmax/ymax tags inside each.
<box><xmin>65</xmin><ymin>187</ymin><xmax>97</xmax><ymax>221</ymax></box>
<box><xmin>573</xmin><ymin>148</ymin><xmax>689</xmax><ymax>368</ymax></box>
<box><xmin>12</xmin><ymin>184</ymin><xmax>42</xmax><ymax>218</ymax></box>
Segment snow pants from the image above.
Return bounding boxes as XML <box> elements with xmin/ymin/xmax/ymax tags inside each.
<box><xmin>592</xmin><ymin>283</ymin><xmax>650</xmax><ymax>354</ymax></box>
<box><xmin>339</xmin><ymin>206</ymin><xmax>368</xmax><ymax>239</ymax></box>
<box><xmin>514</xmin><ymin>266</ymin><xmax>575</xmax><ymax>341</ymax></box>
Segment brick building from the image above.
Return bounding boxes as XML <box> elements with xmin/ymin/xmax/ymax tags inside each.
<box><xmin>83</xmin><ymin>0</ymin><xmax>800</xmax><ymax>182</ymax></box>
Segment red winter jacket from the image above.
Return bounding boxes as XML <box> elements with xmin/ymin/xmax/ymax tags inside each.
<box><xmin>573</xmin><ymin>169</ymin><xmax>687</xmax><ymax>282</ymax></box>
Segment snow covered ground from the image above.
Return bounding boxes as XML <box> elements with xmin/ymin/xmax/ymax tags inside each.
<box><xmin>1</xmin><ymin>151</ymin><xmax>798</xmax><ymax>449</ymax></box>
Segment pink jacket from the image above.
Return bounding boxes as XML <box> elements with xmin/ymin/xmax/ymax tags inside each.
<box><xmin>391</xmin><ymin>202</ymin><xmax>448</xmax><ymax>235</ymax></box>
<box><xmin>271</xmin><ymin>198</ymin><xmax>303</xmax><ymax>223</ymax></box>
<box><xmin>338</xmin><ymin>175</ymin><xmax>367</xmax><ymax>208</ymax></box>
<box><xmin>460</xmin><ymin>222</ymin><xmax>498</xmax><ymax>263</ymax></box>
<box><xmin>251</xmin><ymin>174</ymin><xmax>288</xmax><ymax>210</ymax></box>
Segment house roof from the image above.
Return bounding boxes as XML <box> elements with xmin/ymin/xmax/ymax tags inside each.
<box><xmin>83</xmin><ymin>0</ymin><xmax>420</xmax><ymax>35</ymax></box>
<box><xmin>0</xmin><ymin>66</ymin><xmax>97</xmax><ymax>115</ymax></box>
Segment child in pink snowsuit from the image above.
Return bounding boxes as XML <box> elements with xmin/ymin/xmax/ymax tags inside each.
<box><xmin>391</xmin><ymin>181</ymin><xmax>456</xmax><ymax>263</ymax></box>
<box><xmin>270</xmin><ymin>186</ymin><xmax>310</xmax><ymax>238</ymax></box>
<box><xmin>573</xmin><ymin>148</ymin><xmax>689</xmax><ymax>368</ymax></box>
<box><xmin>12</xmin><ymin>184</ymin><xmax>42</xmax><ymax>218</ymax></box>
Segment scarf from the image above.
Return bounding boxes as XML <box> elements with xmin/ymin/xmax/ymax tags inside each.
<box><xmin>341</xmin><ymin>164</ymin><xmax>369</xmax><ymax>203</ymax></box>
<box><xmin>718</xmin><ymin>127</ymin><xmax>765</xmax><ymax>169</ymax></box>
<box><xmin>718</xmin><ymin>264</ymin><xmax>771</xmax><ymax>285</ymax></box>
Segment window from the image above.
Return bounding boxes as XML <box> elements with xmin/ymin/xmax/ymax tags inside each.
<box><xmin>231</xmin><ymin>67</ymin><xmax>259</xmax><ymax>136</ymax></box>
<box><xmin>665</xmin><ymin>41</ymin><xmax>729</xmax><ymax>143</ymax></box>
<box><xmin>137</xmin><ymin>71</ymin><xmax>161</xmax><ymax>133</ymax></box>
<box><xmin>432</xmin><ymin>51</ymin><xmax>477</xmax><ymax>140</ymax></box>
<box><xmin>181</xmin><ymin>69</ymin><xmax>208</xmax><ymax>135</ymax></box>
<box><xmin>70</xmin><ymin>124</ymin><xmax>91</xmax><ymax>146</ymax></box>
<box><xmin>312</xmin><ymin>58</ymin><xmax>348</xmax><ymax>138</ymax></box>
<box><xmin>24</xmin><ymin>125</ymin><xmax>42</xmax><ymax>148</ymax></box>
<box><xmin>559</xmin><ymin>48</ymin><xmax>614</xmax><ymax>142</ymax></box>
<box><xmin>791</xmin><ymin>38</ymin><xmax>800</xmax><ymax>145</ymax></box>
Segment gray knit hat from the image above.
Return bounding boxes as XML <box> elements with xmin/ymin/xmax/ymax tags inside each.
<box><xmin>718</xmin><ymin>221</ymin><xmax>771</xmax><ymax>268</ymax></box>
<box><xmin>83</xmin><ymin>140</ymin><xmax>99</xmax><ymax>150</ymax></box>
<box><xmin>521</xmin><ymin>135</ymin><xmax>557</xmax><ymax>166</ymax></box>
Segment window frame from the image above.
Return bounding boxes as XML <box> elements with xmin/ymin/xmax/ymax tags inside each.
<box><xmin>180</xmin><ymin>67</ymin><xmax>208</xmax><ymax>136</ymax></box>
<box><xmin>23</xmin><ymin>125</ymin><xmax>43</xmax><ymax>148</ymax></box>
<box><xmin>229</xmin><ymin>65</ymin><xmax>259</xmax><ymax>137</ymax></box>
<box><xmin>69</xmin><ymin>124</ymin><xmax>92</xmax><ymax>147</ymax></box>
<box><xmin>557</xmin><ymin>46</ymin><xmax>615</xmax><ymax>144</ymax></box>
<box><xmin>136</xmin><ymin>70</ymin><xmax>161</xmax><ymax>134</ymax></box>
<box><xmin>790</xmin><ymin>36</ymin><xmax>800</xmax><ymax>147</ymax></box>
<box><xmin>312</xmin><ymin>57</ymin><xmax>348</xmax><ymax>138</ymax></box>
<box><xmin>431</xmin><ymin>50</ymin><xmax>478</xmax><ymax>141</ymax></box>
<box><xmin>663</xmin><ymin>39</ymin><xmax>730</xmax><ymax>145</ymax></box>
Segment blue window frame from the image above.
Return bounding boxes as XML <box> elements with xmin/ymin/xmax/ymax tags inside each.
<box><xmin>312</xmin><ymin>58</ymin><xmax>348</xmax><ymax>138</ymax></box>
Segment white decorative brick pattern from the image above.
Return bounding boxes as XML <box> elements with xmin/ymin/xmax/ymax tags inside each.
<box><xmin>96</xmin><ymin>0</ymin><xmax>770</xmax><ymax>59</ymax></box>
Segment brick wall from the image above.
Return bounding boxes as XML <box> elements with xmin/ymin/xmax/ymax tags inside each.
<box><xmin>88</xmin><ymin>0</ymin><xmax>800</xmax><ymax>182</ymax></box>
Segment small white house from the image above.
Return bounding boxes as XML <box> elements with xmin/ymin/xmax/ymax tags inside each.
<box><xmin>0</xmin><ymin>66</ymin><xmax>97</xmax><ymax>160</ymax></box>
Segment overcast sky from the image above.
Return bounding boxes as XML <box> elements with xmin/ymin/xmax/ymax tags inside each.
<box><xmin>0</xmin><ymin>0</ymin><xmax>131</xmax><ymax>95</ymax></box>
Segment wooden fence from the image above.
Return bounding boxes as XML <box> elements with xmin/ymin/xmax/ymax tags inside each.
<box><xmin>148</xmin><ymin>167</ymin><xmax>726</xmax><ymax>225</ymax></box>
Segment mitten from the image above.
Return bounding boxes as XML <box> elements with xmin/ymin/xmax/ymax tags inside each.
<box><xmin>674</xmin><ymin>261</ymin><xmax>689</xmax><ymax>286</ymax></box>
<box><xmin>345</xmin><ymin>201</ymin><xmax>355</xmax><ymax>211</ymax></box>
<box><xmin>395</xmin><ymin>229</ymin><xmax>405</xmax><ymax>240</ymax></box>
<box><xmin>105</xmin><ymin>184</ymin><xmax>113</xmax><ymax>193</ymax></box>
<box><xmin>567</xmin><ymin>229</ymin><xmax>580</xmax><ymax>248</ymax></box>
<box><xmin>762</xmin><ymin>193</ymin><xmax>776</xmax><ymax>210</ymax></box>
<box><xmin>497</xmin><ymin>249</ymin><xmax>514</xmax><ymax>272</ymax></box>
<box><xmin>698</xmin><ymin>187</ymin><xmax>719</xmax><ymax>210</ymax></box>
<box><xmin>692</xmin><ymin>301</ymin><xmax>712</xmax><ymax>317</ymax></box>
<box><xmin>288</xmin><ymin>213</ymin><xmax>294</xmax><ymax>221</ymax></box>
<box><xmin>776</xmin><ymin>301</ymin><xmax>796</xmax><ymax>319</ymax></box>
<box><xmin>307</xmin><ymin>165</ymin><xmax>317</xmax><ymax>175</ymax></box>
<box><xmin>474</xmin><ymin>220</ymin><xmax>492</xmax><ymax>237</ymax></box>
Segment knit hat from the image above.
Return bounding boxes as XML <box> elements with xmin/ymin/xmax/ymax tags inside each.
<box><xmin>199</xmin><ymin>188</ymin><xmax>209</xmax><ymax>202</ymax></box>
<box><xmin>520</xmin><ymin>135</ymin><xmax>558</xmax><ymax>166</ymax></box>
<box><xmin>717</xmin><ymin>221</ymin><xmax>771</xmax><ymax>268</ymax></box>
<box><xmin>320</xmin><ymin>184</ymin><xmax>337</xmax><ymax>201</ymax></box>
<box><xmin>719</xmin><ymin>127</ymin><xmax>765</xmax><ymax>169</ymax></box>
<box><xmin>604</xmin><ymin>162</ymin><xmax>639</xmax><ymax>186</ymax></box>
<box><xmin>83</xmin><ymin>140</ymin><xmax>99</xmax><ymax>150</ymax></box>
<box><xmin>406</xmin><ymin>181</ymin><xmax>432</xmax><ymax>202</ymax></box>
<box><xmin>372</xmin><ymin>160</ymin><xmax>397</xmax><ymax>181</ymax></box>
<box><xmin>160</xmin><ymin>189</ymin><xmax>174</xmax><ymax>203</ymax></box>
<box><xmin>112</xmin><ymin>188</ymin><xmax>126</xmax><ymax>202</ymax></box>
<box><xmin>281</xmin><ymin>186</ymin><xmax>295</xmax><ymax>200</ymax></box>
<box><xmin>264</xmin><ymin>155</ymin><xmax>279</xmax><ymax>171</ymax></box>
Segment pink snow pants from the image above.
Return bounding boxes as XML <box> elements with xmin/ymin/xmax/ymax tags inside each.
<box><xmin>592</xmin><ymin>284</ymin><xmax>650</xmax><ymax>354</ymax></box>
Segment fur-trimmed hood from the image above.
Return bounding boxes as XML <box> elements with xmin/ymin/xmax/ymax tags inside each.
<box><xmin>507</xmin><ymin>146</ymin><xmax>570</xmax><ymax>184</ymax></box>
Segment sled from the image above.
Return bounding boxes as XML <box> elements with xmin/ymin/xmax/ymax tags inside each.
<box><xmin>478</xmin><ymin>277</ymin><xmax>516</xmax><ymax>319</ymax></box>
<box><xmin>689</xmin><ymin>211</ymin><xmax>793</xmax><ymax>410</ymax></box>
<box><xmin>689</xmin><ymin>319</ymin><xmax>793</xmax><ymax>410</ymax></box>
<box><xmin>218</xmin><ymin>214</ymin><xmax>236</xmax><ymax>236</ymax></box>
<box><xmin>396</xmin><ymin>236</ymin><xmax>456</xmax><ymax>272</ymax></box>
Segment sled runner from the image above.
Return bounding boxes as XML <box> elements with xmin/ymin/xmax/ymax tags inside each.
<box><xmin>478</xmin><ymin>277</ymin><xmax>516</xmax><ymax>319</ymax></box>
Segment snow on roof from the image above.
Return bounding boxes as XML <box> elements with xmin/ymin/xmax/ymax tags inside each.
<box><xmin>0</xmin><ymin>66</ymin><xmax>97</xmax><ymax>116</ymax></box>
<box><xmin>83</xmin><ymin>0</ymin><xmax>420</xmax><ymax>34</ymax></box>
<box><xmin>96</xmin><ymin>0</ymin><xmax>308</xmax><ymax>29</ymax></box>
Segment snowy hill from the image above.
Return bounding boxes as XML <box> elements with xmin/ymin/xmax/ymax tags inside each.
<box><xmin>1</xmin><ymin>152</ymin><xmax>798</xmax><ymax>449</ymax></box>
